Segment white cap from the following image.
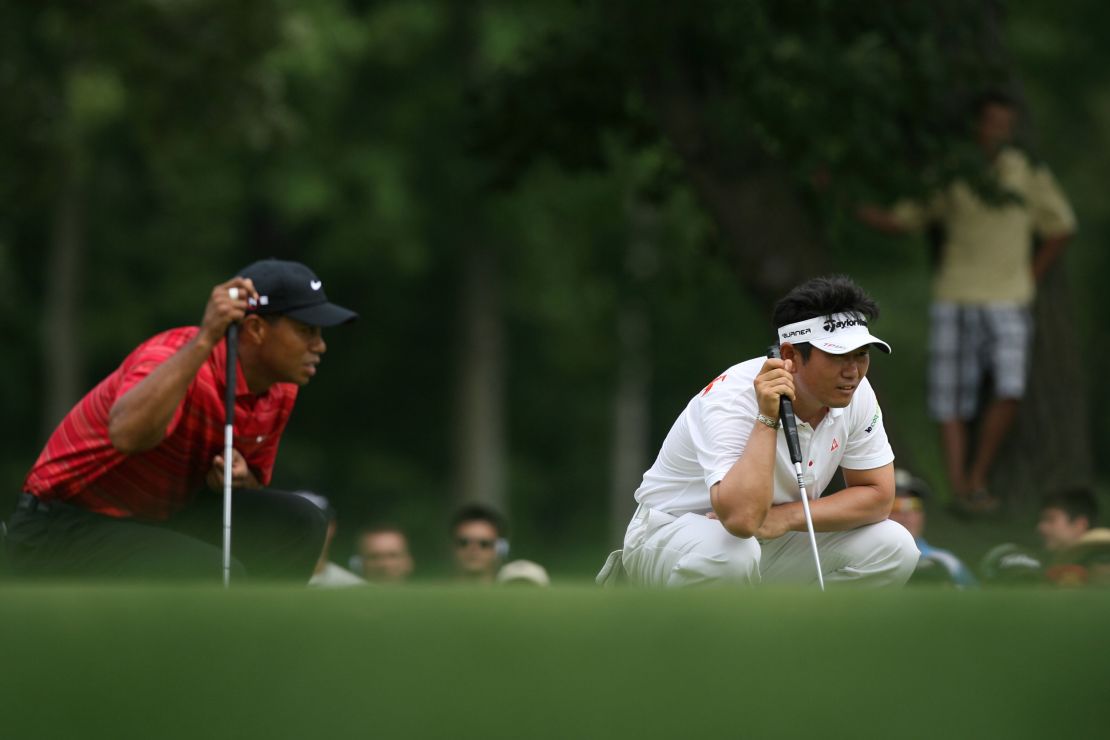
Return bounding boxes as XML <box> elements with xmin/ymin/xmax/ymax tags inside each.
<box><xmin>776</xmin><ymin>313</ymin><xmax>891</xmax><ymax>355</ymax></box>
<box><xmin>496</xmin><ymin>559</ymin><xmax>550</xmax><ymax>587</ymax></box>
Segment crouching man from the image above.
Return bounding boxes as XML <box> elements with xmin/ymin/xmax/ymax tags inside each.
<box><xmin>601</xmin><ymin>275</ymin><xmax>918</xmax><ymax>588</ymax></box>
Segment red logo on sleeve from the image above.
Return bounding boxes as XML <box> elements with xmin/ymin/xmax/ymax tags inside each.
<box><xmin>701</xmin><ymin>374</ymin><xmax>727</xmax><ymax>396</ymax></box>
<box><xmin>830</xmin><ymin>438</ymin><xmax>840</xmax><ymax>452</ymax></box>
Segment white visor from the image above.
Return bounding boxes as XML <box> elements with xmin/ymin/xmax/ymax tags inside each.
<box><xmin>776</xmin><ymin>313</ymin><xmax>892</xmax><ymax>355</ymax></box>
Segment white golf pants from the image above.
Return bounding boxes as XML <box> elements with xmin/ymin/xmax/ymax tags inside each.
<box><xmin>620</xmin><ymin>506</ymin><xmax>919</xmax><ymax>588</ymax></box>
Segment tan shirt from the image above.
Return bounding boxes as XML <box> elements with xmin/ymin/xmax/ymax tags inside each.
<box><xmin>891</xmin><ymin>148</ymin><xmax>1076</xmax><ymax>304</ymax></box>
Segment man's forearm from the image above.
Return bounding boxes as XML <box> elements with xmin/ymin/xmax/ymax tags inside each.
<box><xmin>855</xmin><ymin>204</ymin><xmax>910</xmax><ymax>235</ymax></box>
<box><xmin>1033</xmin><ymin>234</ymin><xmax>1071</xmax><ymax>282</ymax></box>
<box><xmin>775</xmin><ymin>484</ymin><xmax>892</xmax><ymax>533</ymax></box>
<box><xmin>109</xmin><ymin>336</ymin><xmax>215</xmax><ymax>453</ymax></box>
<box><xmin>712</xmin><ymin>423</ymin><xmax>779</xmax><ymax>537</ymax></box>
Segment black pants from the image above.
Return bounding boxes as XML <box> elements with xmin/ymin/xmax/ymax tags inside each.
<box><xmin>3</xmin><ymin>490</ymin><xmax>328</xmax><ymax>583</ymax></box>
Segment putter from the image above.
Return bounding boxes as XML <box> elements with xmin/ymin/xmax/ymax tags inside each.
<box><xmin>769</xmin><ymin>346</ymin><xmax>825</xmax><ymax>591</ymax></box>
<box><xmin>223</xmin><ymin>320</ymin><xmax>238</xmax><ymax>587</ymax></box>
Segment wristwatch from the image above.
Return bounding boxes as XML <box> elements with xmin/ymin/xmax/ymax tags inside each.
<box><xmin>756</xmin><ymin>413</ymin><xmax>780</xmax><ymax>429</ymax></box>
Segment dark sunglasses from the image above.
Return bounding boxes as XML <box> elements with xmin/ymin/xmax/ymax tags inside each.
<box><xmin>456</xmin><ymin>537</ymin><xmax>495</xmax><ymax>549</ymax></box>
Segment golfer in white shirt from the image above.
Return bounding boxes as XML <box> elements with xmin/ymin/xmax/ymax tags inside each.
<box><xmin>603</xmin><ymin>275</ymin><xmax>919</xmax><ymax>587</ymax></box>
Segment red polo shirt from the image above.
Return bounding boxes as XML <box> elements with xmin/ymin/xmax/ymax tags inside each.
<box><xmin>23</xmin><ymin>327</ymin><xmax>298</xmax><ymax>520</ymax></box>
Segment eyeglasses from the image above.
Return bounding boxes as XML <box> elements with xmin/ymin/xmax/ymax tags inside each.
<box><xmin>455</xmin><ymin>537</ymin><xmax>495</xmax><ymax>549</ymax></box>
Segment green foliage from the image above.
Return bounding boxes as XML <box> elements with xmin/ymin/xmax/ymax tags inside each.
<box><xmin>0</xmin><ymin>0</ymin><xmax>1105</xmax><ymax>572</ymax></box>
<box><xmin>473</xmin><ymin>0</ymin><xmax>1025</xmax><ymax>205</ymax></box>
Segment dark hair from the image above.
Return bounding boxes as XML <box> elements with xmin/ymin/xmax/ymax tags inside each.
<box><xmin>772</xmin><ymin>275</ymin><xmax>880</xmax><ymax>359</ymax></box>
<box><xmin>358</xmin><ymin>522</ymin><xmax>408</xmax><ymax>540</ymax></box>
<box><xmin>974</xmin><ymin>89</ymin><xmax>1018</xmax><ymax>116</ymax></box>
<box><xmin>894</xmin><ymin>469</ymin><xmax>933</xmax><ymax>499</ymax></box>
<box><xmin>291</xmin><ymin>489</ymin><xmax>335</xmax><ymax>522</ymax></box>
<box><xmin>1040</xmin><ymin>489</ymin><xmax>1098</xmax><ymax>525</ymax></box>
<box><xmin>451</xmin><ymin>503</ymin><xmax>506</xmax><ymax>537</ymax></box>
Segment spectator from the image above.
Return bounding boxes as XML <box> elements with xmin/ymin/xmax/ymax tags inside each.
<box><xmin>0</xmin><ymin>521</ymin><xmax>8</xmax><ymax>578</ymax></box>
<box><xmin>1057</xmin><ymin>530</ymin><xmax>1110</xmax><ymax>588</ymax></box>
<box><xmin>857</xmin><ymin>92</ymin><xmax>1077</xmax><ymax>513</ymax></box>
<box><xmin>890</xmin><ymin>469</ymin><xmax>977</xmax><ymax>588</ymax></box>
<box><xmin>450</xmin><ymin>503</ymin><xmax>508</xmax><ymax>585</ymax></box>
<box><xmin>978</xmin><ymin>489</ymin><xmax>1110</xmax><ymax>587</ymax></box>
<box><xmin>299</xmin><ymin>492</ymin><xmax>365</xmax><ymax>588</ymax></box>
<box><xmin>978</xmin><ymin>543</ymin><xmax>1045</xmax><ymax>586</ymax></box>
<box><xmin>1038</xmin><ymin>489</ymin><xmax>1110</xmax><ymax>586</ymax></box>
<box><xmin>496</xmin><ymin>559</ymin><xmax>551</xmax><ymax>587</ymax></box>
<box><xmin>450</xmin><ymin>504</ymin><xmax>552</xmax><ymax>586</ymax></box>
<box><xmin>1038</xmin><ymin>489</ymin><xmax>1101</xmax><ymax>553</ymax></box>
<box><xmin>354</xmin><ymin>524</ymin><xmax>414</xmax><ymax>584</ymax></box>
<box><xmin>451</xmin><ymin>504</ymin><xmax>508</xmax><ymax>585</ymax></box>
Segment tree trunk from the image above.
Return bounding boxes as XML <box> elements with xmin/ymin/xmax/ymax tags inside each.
<box><xmin>452</xmin><ymin>244</ymin><xmax>507</xmax><ymax>514</ymax></box>
<box><xmin>608</xmin><ymin>197</ymin><xmax>658</xmax><ymax>546</ymax></box>
<box><xmin>990</xmin><ymin>262</ymin><xmax>1093</xmax><ymax>509</ymax></box>
<box><xmin>643</xmin><ymin>75</ymin><xmax>828</xmax><ymax>306</ymax></box>
<box><xmin>447</xmin><ymin>0</ymin><xmax>507</xmax><ymax>515</ymax></box>
<box><xmin>42</xmin><ymin>151</ymin><xmax>84</xmax><ymax>436</ymax></box>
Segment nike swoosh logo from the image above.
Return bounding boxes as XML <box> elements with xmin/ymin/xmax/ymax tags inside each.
<box><xmin>310</xmin><ymin>280</ymin><xmax>322</xmax><ymax>290</ymax></box>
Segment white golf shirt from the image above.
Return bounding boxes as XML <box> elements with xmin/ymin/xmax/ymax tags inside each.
<box><xmin>634</xmin><ymin>357</ymin><xmax>894</xmax><ymax>516</ymax></box>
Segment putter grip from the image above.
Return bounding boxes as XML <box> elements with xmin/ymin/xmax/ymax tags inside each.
<box><xmin>778</xmin><ymin>396</ymin><xmax>804</xmax><ymax>466</ymax></box>
<box><xmin>225</xmin><ymin>323</ymin><xmax>238</xmax><ymax>426</ymax></box>
<box><xmin>767</xmin><ymin>344</ymin><xmax>803</xmax><ymax>465</ymax></box>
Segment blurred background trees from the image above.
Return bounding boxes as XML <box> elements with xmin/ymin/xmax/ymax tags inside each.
<box><xmin>1</xmin><ymin>0</ymin><xmax>1106</xmax><ymax>575</ymax></box>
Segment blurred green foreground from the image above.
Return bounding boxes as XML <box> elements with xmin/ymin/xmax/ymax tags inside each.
<box><xmin>1</xmin><ymin>585</ymin><xmax>1107</xmax><ymax>739</ymax></box>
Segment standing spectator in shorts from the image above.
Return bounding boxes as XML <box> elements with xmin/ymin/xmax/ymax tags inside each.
<box><xmin>857</xmin><ymin>92</ymin><xmax>1077</xmax><ymax>512</ymax></box>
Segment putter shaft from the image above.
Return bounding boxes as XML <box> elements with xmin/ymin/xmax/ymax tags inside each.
<box><xmin>794</xmin><ymin>462</ymin><xmax>825</xmax><ymax>591</ymax></box>
<box><xmin>223</xmin><ymin>322</ymin><xmax>238</xmax><ymax>588</ymax></box>
<box><xmin>222</xmin><ymin>423</ymin><xmax>233</xmax><ymax>587</ymax></box>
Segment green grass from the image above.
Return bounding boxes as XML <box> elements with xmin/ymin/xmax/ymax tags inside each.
<box><xmin>2</xmin><ymin>585</ymin><xmax>1109</xmax><ymax>739</ymax></box>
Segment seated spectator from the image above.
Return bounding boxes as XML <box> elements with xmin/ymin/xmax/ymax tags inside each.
<box><xmin>1038</xmin><ymin>489</ymin><xmax>1102</xmax><ymax>553</ymax></box>
<box><xmin>1060</xmin><ymin>530</ymin><xmax>1110</xmax><ymax>587</ymax></box>
<box><xmin>979</xmin><ymin>543</ymin><xmax>1045</xmax><ymax>585</ymax></box>
<box><xmin>0</xmin><ymin>521</ymin><xmax>10</xmax><ymax>580</ymax></box>
<box><xmin>979</xmin><ymin>489</ymin><xmax>1110</xmax><ymax>587</ymax></box>
<box><xmin>354</xmin><ymin>524</ymin><xmax>414</xmax><ymax>584</ymax></box>
<box><xmin>451</xmin><ymin>504</ymin><xmax>510</xmax><ymax>585</ymax></box>
<box><xmin>496</xmin><ymin>559</ymin><xmax>551</xmax><ymax>587</ymax></box>
<box><xmin>1038</xmin><ymin>489</ymin><xmax>1110</xmax><ymax>586</ymax></box>
<box><xmin>889</xmin><ymin>469</ymin><xmax>977</xmax><ymax>588</ymax></box>
<box><xmin>296</xmin><ymin>492</ymin><xmax>366</xmax><ymax>588</ymax></box>
<box><xmin>450</xmin><ymin>504</ymin><xmax>551</xmax><ymax>586</ymax></box>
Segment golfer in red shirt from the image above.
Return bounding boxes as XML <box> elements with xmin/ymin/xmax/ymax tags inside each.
<box><xmin>5</xmin><ymin>259</ymin><xmax>356</xmax><ymax>581</ymax></box>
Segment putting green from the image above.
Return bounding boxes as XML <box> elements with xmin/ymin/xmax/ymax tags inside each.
<box><xmin>1</xmin><ymin>585</ymin><xmax>1106</xmax><ymax>739</ymax></box>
